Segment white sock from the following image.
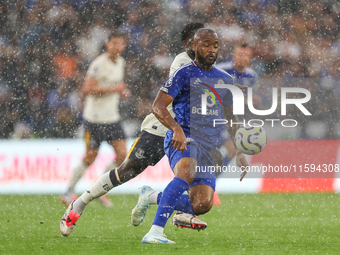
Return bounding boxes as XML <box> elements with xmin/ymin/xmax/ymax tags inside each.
<box><xmin>151</xmin><ymin>225</ymin><xmax>164</xmax><ymax>233</ymax></box>
<box><xmin>69</xmin><ymin>161</ymin><xmax>89</xmax><ymax>190</ymax></box>
<box><xmin>149</xmin><ymin>191</ymin><xmax>160</xmax><ymax>204</ymax></box>
<box><xmin>104</xmin><ymin>161</ymin><xmax>120</xmax><ymax>173</ymax></box>
<box><xmin>72</xmin><ymin>198</ymin><xmax>87</xmax><ymax>215</ymax></box>
<box><xmin>80</xmin><ymin>171</ymin><xmax>114</xmax><ymax>204</ymax></box>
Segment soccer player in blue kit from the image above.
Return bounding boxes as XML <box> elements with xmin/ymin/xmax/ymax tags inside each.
<box><xmin>217</xmin><ymin>43</ymin><xmax>256</xmax><ymax>88</ymax></box>
<box><xmin>215</xmin><ymin>43</ymin><xmax>257</xmax><ymax>169</ymax></box>
<box><xmin>141</xmin><ymin>28</ymin><xmax>249</xmax><ymax>244</ymax></box>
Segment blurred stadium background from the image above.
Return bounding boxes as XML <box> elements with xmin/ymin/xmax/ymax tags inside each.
<box><xmin>0</xmin><ymin>0</ymin><xmax>339</xmax><ymax>194</ymax></box>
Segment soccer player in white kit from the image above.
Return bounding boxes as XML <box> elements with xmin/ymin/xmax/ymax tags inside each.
<box><xmin>60</xmin><ymin>23</ymin><xmax>208</xmax><ymax>237</ymax></box>
<box><xmin>60</xmin><ymin>32</ymin><xmax>131</xmax><ymax>207</ymax></box>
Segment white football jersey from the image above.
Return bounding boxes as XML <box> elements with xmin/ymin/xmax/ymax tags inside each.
<box><xmin>169</xmin><ymin>52</ymin><xmax>193</xmax><ymax>75</ymax></box>
<box><xmin>83</xmin><ymin>53</ymin><xmax>125</xmax><ymax>124</ymax></box>
<box><xmin>141</xmin><ymin>51</ymin><xmax>192</xmax><ymax>137</ymax></box>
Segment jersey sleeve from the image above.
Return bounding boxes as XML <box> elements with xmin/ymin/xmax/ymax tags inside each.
<box><xmin>160</xmin><ymin>71</ymin><xmax>185</xmax><ymax>99</ymax></box>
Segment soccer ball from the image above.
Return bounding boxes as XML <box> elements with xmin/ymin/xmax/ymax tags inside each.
<box><xmin>234</xmin><ymin>126</ymin><xmax>267</xmax><ymax>155</ymax></box>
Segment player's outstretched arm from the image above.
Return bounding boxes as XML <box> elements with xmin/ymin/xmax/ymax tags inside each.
<box><xmin>223</xmin><ymin>104</ymin><xmax>249</xmax><ymax>181</ymax></box>
<box><xmin>152</xmin><ymin>91</ymin><xmax>187</xmax><ymax>153</ymax></box>
<box><xmin>82</xmin><ymin>76</ymin><xmax>126</xmax><ymax>96</ymax></box>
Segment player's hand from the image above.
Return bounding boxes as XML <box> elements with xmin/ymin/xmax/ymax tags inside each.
<box><xmin>235</xmin><ymin>84</ymin><xmax>248</xmax><ymax>93</ymax></box>
<box><xmin>113</xmin><ymin>81</ymin><xmax>126</xmax><ymax>93</ymax></box>
<box><xmin>120</xmin><ymin>88</ymin><xmax>131</xmax><ymax>100</ymax></box>
<box><xmin>172</xmin><ymin>126</ymin><xmax>187</xmax><ymax>154</ymax></box>
<box><xmin>236</xmin><ymin>150</ymin><xmax>249</xmax><ymax>181</ymax></box>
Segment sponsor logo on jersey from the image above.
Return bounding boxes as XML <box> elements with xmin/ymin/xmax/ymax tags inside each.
<box><xmin>194</xmin><ymin>78</ymin><xmax>202</xmax><ymax>84</ymax></box>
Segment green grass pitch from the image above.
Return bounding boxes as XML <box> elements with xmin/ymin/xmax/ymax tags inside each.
<box><xmin>1</xmin><ymin>193</ymin><xmax>340</xmax><ymax>255</ymax></box>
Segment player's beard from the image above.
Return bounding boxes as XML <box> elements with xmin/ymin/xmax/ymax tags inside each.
<box><xmin>197</xmin><ymin>50</ymin><xmax>217</xmax><ymax>68</ymax></box>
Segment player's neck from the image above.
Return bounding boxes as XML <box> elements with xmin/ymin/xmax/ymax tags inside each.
<box><xmin>108</xmin><ymin>53</ymin><xmax>118</xmax><ymax>63</ymax></box>
<box><xmin>234</xmin><ymin>63</ymin><xmax>245</xmax><ymax>73</ymax></box>
<box><xmin>194</xmin><ymin>60</ymin><xmax>213</xmax><ymax>71</ymax></box>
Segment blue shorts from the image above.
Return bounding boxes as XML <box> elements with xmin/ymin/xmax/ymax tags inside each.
<box><xmin>164</xmin><ymin>130</ymin><xmax>216</xmax><ymax>191</ymax></box>
<box><xmin>218</xmin><ymin>128</ymin><xmax>230</xmax><ymax>146</ymax></box>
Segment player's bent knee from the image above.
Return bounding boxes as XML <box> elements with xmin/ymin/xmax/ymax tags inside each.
<box><xmin>83</xmin><ymin>148</ymin><xmax>99</xmax><ymax>165</ymax></box>
<box><xmin>116</xmin><ymin>152</ymin><xmax>127</xmax><ymax>162</ymax></box>
<box><xmin>116</xmin><ymin>159</ymin><xmax>143</xmax><ymax>183</ymax></box>
<box><xmin>192</xmin><ymin>199</ymin><xmax>213</xmax><ymax>215</ymax></box>
<box><xmin>83</xmin><ymin>154</ymin><xmax>97</xmax><ymax>165</ymax></box>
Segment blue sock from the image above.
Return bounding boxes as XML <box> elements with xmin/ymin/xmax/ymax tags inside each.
<box><xmin>152</xmin><ymin>177</ymin><xmax>189</xmax><ymax>227</ymax></box>
<box><xmin>157</xmin><ymin>192</ymin><xmax>194</xmax><ymax>215</ymax></box>
<box><xmin>174</xmin><ymin>194</ymin><xmax>195</xmax><ymax>214</ymax></box>
<box><xmin>157</xmin><ymin>192</ymin><xmax>162</xmax><ymax>204</ymax></box>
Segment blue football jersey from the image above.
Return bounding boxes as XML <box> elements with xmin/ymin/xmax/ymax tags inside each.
<box><xmin>160</xmin><ymin>61</ymin><xmax>234</xmax><ymax>148</ymax></box>
<box><xmin>216</xmin><ymin>61</ymin><xmax>257</xmax><ymax>87</ymax></box>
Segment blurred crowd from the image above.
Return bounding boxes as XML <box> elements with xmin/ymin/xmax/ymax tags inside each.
<box><xmin>0</xmin><ymin>0</ymin><xmax>339</xmax><ymax>139</ymax></box>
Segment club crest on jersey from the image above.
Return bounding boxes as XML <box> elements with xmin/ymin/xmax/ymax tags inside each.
<box><xmin>135</xmin><ymin>148</ymin><xmax>146</xmax><ymax>159</ymax></box>
<box><xmin>165</xmin><ymin>78</ymin><xmax>172</xmax><ymax>87</ymax></box>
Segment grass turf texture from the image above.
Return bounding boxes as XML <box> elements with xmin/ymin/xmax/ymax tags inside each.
<box><xmin>0</xmin><ymin>194</ymin><xmax>340</xmax><ymax>255</ymax></box>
